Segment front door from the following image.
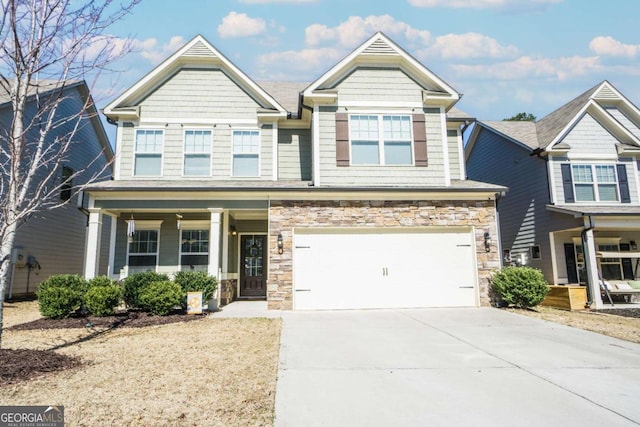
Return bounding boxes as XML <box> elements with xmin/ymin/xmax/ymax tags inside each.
<box><xmin>240</xmin><ymin>234</ymin><xmax>267</xmax><ymax>298</ymax></box>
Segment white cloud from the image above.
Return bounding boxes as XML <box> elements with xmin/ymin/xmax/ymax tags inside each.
<box><xmin>589</xmin><ymin>36</ymin><xmax>640</xmax><ymax>58</ymax></box>
<box><xmin>217</xmin><ymin>12</ymin><xmax>266</xmax><ymax>39</ymax></box>
<box><xmin>135</xmin><ymin>36</ymin><xmax>186</xmax><ymax>64</ymax></box>
<box><xmin>305</xmin><ymin>15</ymin><xmax>431</xmax><ymax>47</ymax></box>
<box><xmin>408</xmin><ymin>0</ymin><xmax>562</xmax><ymax>9</ymax></box>
<box><xmin>421</xmin><ymin>32</ymin><xmax>518</xmax><ymax>59</ymax></box>
<box><xmin>451</xmin><ymin>55</ymin><xmax>601</xmax><ymax>80</ymax></box>
<box><xmin>258</xmin><ymin>47</ymin><xmax>343</xmax><ymax>73</ymax></box>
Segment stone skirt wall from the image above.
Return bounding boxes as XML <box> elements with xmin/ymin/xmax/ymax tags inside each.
<box><xmin>268</xmin><ymin>200</ymin><xmax>499</xmax><ymax>310</ymax></box>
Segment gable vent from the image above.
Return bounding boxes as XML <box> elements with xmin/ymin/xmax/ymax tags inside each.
<box><xmin>184</xmin><ymin>40</ymin><xmax>217</xmax><ymax>58</ymax></box>
<box><xmin>362</xmin><ymin>39</ymin><xmax>398</xmax><ymax>56</ymax></box>
<box><xmin>594</xmin><ymin>85</ymin><xmax>617</xmax><ymax>100</ymax></box>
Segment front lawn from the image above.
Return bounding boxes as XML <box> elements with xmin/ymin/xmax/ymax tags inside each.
<box><xmin>0</xmin><ymin>301</ymin><xmax>281</xmax><ymax>426</ymax></box>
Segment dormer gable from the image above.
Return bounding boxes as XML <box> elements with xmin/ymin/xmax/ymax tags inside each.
<box><xmin>302</xmin><ymin>32</ymin><xmax>459</xmax><ymax>110</ymax></box>
<box><xmin>103</xmin><ymin>35</ymin><xmax>287</xmax><ymax>121</ymax></box>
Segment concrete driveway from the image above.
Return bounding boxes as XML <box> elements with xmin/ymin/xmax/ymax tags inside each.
<box><xmin>275</xmin><ymin>308</ymin><xmax>640</xmax><ymax>427</ymax></box>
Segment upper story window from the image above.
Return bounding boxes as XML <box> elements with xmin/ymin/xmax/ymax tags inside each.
<box><xmin>572</xmin><ymin>164</ymin><xmax>618</xmax><ymax>202</ymax></box>
<box><xmin>134</xmin><ymin>129</ymin><xmax>163</xmax><ymax>176</ymax></box>
<box><xmin>184</xmin><ymin>130</ymin><xmax>212</xmax><ymax>176</ymax></box>
<box><xmin>561</xmin><ymin>163</ymin><xmax>630</xmax><ymax>204</ymax></box>
<box><xmin>60</xmin><ymin>166</ymin><xmax>73</xmax><ymax>201</ymax></box>
<box><xmin>232</xmin><ymin>130</ymin><xmax>260</xmax><ymax>177</ymax></box>
<box><xmin>350</xmin><ymin>114</ymin><xmax>412</xmax><ymax>165</ymax></box>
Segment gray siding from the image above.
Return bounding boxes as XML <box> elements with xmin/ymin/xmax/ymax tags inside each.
<box><xmin>7</xmin><ymin>87</ymin><xmax>112</xmax><ymax>295</ymax></box>
<box><xmin>560</xmin><ymin>113</ymin><xmax>620</xmax><ymax>156</ymax></box>
<box><xmin>336</xmin><ymin>68</ymin><xmax>423</xmax><ymax>105</ymax></box>
<box><xmin>318</xmin><ymin>107</ymin><xmax>446</xmax><ymax>186</ymax></box>
<box><xmin>278</xmin><ymin>129</ymin><xmax>312</xmax><ymax>180</ymax></box>
<box><xmin>139</xmin><ymin>68</ymin><xmax>261</xmax><ymax>119</ymax></box>
<box><xmin>604</xmin><ymin>106</ymin><xmax>640</xmax><ymax>139</ymax></box>
<box><xmin>466</xmin><ymin>127</ymin><xmax>580</xmax><ymax>283</ymax></box>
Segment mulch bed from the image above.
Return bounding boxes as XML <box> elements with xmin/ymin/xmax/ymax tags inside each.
<box><xmin>0</xmin><ymin>349</ymin><xmax>82</xmax><ymax>386</ymax></box>
<box><xmin>597</xmin><ymin>308</ymin><xmax>640</xmax><ymax>318</ymax></box>
<box><xmin>8</xmin><ymin>310</ymin><xmax>204</xmax><ymax>331</ymax></box>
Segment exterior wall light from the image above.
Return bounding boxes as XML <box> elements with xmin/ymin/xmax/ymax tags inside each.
<box><xmin>484</xmin><ymin>231</ymin><xmax>491</xmax><ymax>252</ymax></box>
<box><xmin>230</xmin><ymin>226</ymin><xmax>237</xmax><ymax>236</ymax></box>
<box><xmin>484</xmin><ymin>232</ymin><xmax>492</xmax><ymax>253</ymax></box>
<box><xmin>277</xmin><ymin>233</ymin><xmax>284</xmax><ymax>254</ymax></box>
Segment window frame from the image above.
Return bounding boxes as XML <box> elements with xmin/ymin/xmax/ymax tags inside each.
<box><xmin>126</xmin><ymin>222</ymin><xmax>162</xmax><ymax>274</ymax></box>
<box><xmin>348</xmin><ymin>113</ymin><xmax>414</xmax><ymax>166</ymax></box>
<box><xmin>571</xmin><ymin>163</ymin><xmax>620</xmax><ymax>203</ymax></box>
<box><xmin>179</xmin><ymin>221</ymin><xmax>210</xmax><ymax>272</ymax></box>
<box><xmin>60</xmin><ymin>165</ymin><xmax>73</xmax><ymax>201</ymax></box>
<box><xmin>183</xmin><ymin>128</ymin><xmax>213</xmax><ymax>177</ymax></box>
<box><xmin>231</xmin><ymin>129</ymin><xmax>261</xmax><ymax>177</ymax></box>
<box><xmin>134</xmin><ymin>128</ymin><xmax>164</xmax><ymax>177</ymax></box>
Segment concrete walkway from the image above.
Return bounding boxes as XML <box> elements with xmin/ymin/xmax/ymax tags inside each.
<box><xmin>208</xmin><ymin>300</ymin><xmax>282</xmax><ymax>318</ymax></box>
<box><xmin>275</xmin><ymin>308</ymin><xmax>640</xmax><ymax>427</ymax></box>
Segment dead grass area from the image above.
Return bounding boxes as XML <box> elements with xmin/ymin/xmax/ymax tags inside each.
<box><xmin>507</xmin><ymin>306</ymin><xmax>640</xmax><ymax>344</ymax></box>
<box><xmin>1</xmin><ymin>301</ymin><xmax>282</xmax><ymax>426</ymax></box>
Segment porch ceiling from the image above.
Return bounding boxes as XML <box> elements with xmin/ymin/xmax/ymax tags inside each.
<box><xmin>547</xmin><ymin>204</ymin><xmax>640</xmax><ymax>217</ymax></box>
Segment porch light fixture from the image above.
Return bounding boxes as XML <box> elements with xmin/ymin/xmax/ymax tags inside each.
<box><xmin>176</xmin><ymin>213</ymin><xmax>183</xmax><ymax>230</ymax></box>
<box><xmin>230</xmin><ymin>226</ymin><xmax>237</xmax><ymax>236</ymax></box>
<box><xmin>484</xmin><ymin>232</ymin><xmax>492</xmax><ymax>253</ymax></box>
<box><xmin>277</xmin><ymin>233</ymin><xmax>284</xmax><ymax>254</ymax></box>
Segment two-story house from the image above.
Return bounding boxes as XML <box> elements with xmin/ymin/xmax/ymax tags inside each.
<box><xmin>84</xmin><ymin>32</ymin><xmax>504</xmax><ymax>310</ymax></box>
<box><xmin>466</xmin><ymin>81</ymin><xmax>640</xmax><ymax>308</ymax></box>
<box><xmin>1</xmin><ymin>81</ymin><xmax>113</xmax><ymax>298</ymax></box>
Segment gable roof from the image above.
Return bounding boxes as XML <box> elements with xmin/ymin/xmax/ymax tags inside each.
<box><xmin>103</xmin><ymin>35</ymin><xmax>287</xmax><ymax>119</ymax></box>
<box><xmin>468</xmin><ymin>80</ymin><xmax>640</xmax><ymax>157</ymax></box>
<box><xmin>302</xmin><ymin>32</ymin><xmax>460</xmax><ymax>110</ymax></box>
<box><xmin>1</xmin><ymin>80</ymin><xmax>113</xmax><ymax>161</ymax></box>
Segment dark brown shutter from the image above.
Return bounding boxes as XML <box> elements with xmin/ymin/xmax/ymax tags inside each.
<box><xmin>561</xmin><ymin>164</ymin><xmax>575</xmax><ymax>203</ymax></box>
<box><xmin>617</xmin><ymin>164</ymin><xmax>631</xmax><ymax>203</ymax></box>
<box><xmin>412</xmin><ymin>113</ymin><xmax>428</xmax><ymax>166</ymax></box>
<box><xmin>335</xmin><ymin>113</ymin><xmax>349</xmax><ymax>166</ymax></box>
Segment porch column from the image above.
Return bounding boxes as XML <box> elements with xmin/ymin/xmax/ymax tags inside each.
<box><xmin>221</xmin><ymin>210</ymin><xmax>229</xmax><ymax>274</ymax></box>
<box><xmin>208</xmin><ymin>209</ymin><xmax>222</xmax><ymax>279</ymax></box>
<box><xmin>582</xmin><ymin>217</ymin><xmax>603</xmax><ymax>309</ymax></box>
<box><xmin>84</xmin><ymin>209</ymin><xmax>102</xmax><ymax>279</ymax></box>
<box><xmin>107</xmin><ymin>214</ymin><xmax>118</xmax><ymax>278</ymax></box>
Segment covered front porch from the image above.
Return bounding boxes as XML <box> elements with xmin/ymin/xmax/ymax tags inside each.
<box><xmin>83</xmin><ymin>201</ymin><xmax>270</xmax><ymax>303</ymax></box>
<box><xmin>549</xmin><ymin>205</ymin><xmax>640</xmax><ymax>308</ymax></box>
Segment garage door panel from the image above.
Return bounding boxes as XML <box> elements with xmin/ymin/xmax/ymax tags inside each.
<box><xmin>293</xmin><ymin>230</ymin><xmax>478</xmax><ymax>310</ymax></box>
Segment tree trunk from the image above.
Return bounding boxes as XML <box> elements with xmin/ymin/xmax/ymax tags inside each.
<box><xmin>0</xmin><ymin>222</ymin><xmax>18</xmax><ymax>349</ymax></box>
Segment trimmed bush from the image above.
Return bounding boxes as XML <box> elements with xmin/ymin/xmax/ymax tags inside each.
<box><xmin>122</xmin><ymin>271</ymin><xmax>169</xmax><ymax>309</ymax></box>
<box><xmin>37</xmin><ymin>286</ymin><xmax>84</xmax><ymax>319</ymax></box>
<box><xmin>88</xmin><ymin>276</ymin><xmax>117</xmax><ymax>287</ymax></box>
<box><xmin>490</xmin><ymin>266</ymin><xmax>549</xmax><ymax>309</ymax></box>
<box><xmin>38</xmin><ymin>274</ymin><xmax>88</xmax><ymax>295</ymax></box>
<box><xmin>138</xmin><ymin>280</ymin><xmax>183</xmax><ymax>315</ymax></box>
<box><xmin>173</xmin><ymin>271</ymin><xmax>217</xmax><ymax>309</ymax></box>
<box><xmin>85</xmin><ymin>285</ymin><xmax>123</xmax><ymax>316</ymax></box>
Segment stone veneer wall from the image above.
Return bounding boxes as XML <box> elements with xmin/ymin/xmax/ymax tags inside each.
<box><xmin>268</xmin><ymin>200</ymin><xmax>500</xmax><ymax>310</ymax></box>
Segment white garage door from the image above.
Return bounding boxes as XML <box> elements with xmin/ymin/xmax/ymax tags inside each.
<box><xmin>293</xmin><ymin>228</ymin><xmax>478</xmax><ymax>310</ymax></box>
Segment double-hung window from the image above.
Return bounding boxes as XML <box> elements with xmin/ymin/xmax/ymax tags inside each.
<box><xmin>232</xmin><ymin>130</ymin><xmax>260</xmax><ymax>177</ymax></box>
<box><xmin>184</xmin><ymin>130</ymin><xmax>212</xmax><ymax>176</ymax></box>
<box><xmin>350</xmin><ymin>114</ymin><xmax>412</xmax><ymax>165</ymax></box>
<box><xmin>134</xmin><ymin>129</ymin><xmax>163</xmax><ymax>176</ymax></box>
<box><xmin>180</xmin><ymin>229</ymin><xmax>209</xmax><ymax>272</ymax></box>
<box><xmin>128</xmin><ymin>229</ymin><xmax>159</xmax><ymax>274</ymax></box>
<box><xmin>572</xmin><ymin>164</ymin><xmax>618</xmax><ymax>202</ymax></box>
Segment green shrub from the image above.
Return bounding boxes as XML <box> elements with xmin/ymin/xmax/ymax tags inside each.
<box><xmin>490</xmin><ymin>266</ymin><xmax>549</xmax><ymax>308</ymax></box>
<box><xmin>37</xmin><ymin>286</ymin><xmax>83</xmax><ymax>319</ymax></box>
<box><xmin>85</xmin><ymin>285</ymin><xmax>123</xmax><ymax>316</ymax></box>
<box><xmin>88</xmin><ymin>276</ymin><xmax>117</xmax><ymax>287</ymax></box>
<box><xmin>122</xmin><ymin>271</ymin><xmax>169</xmax><ymax>309</ymax></box>
<box><xmin>138</xmin><ymin>280</ymin><xmax>183</xmax><ymax>315</ymax></box>
<box><xmin>38</xmin><ymin>274</ymin><xmax>88</xmax><ymax>294</ymax></box>
<box><xmin>173</xmin><ymin>271</ymin><xmax>217</xmax><ymax>309</ymax></box>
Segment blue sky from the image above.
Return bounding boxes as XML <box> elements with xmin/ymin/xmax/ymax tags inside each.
<box><xmin>96</xmin><ymin>0</ymin><xmax>640</xmax><ymax>125</ymax></box>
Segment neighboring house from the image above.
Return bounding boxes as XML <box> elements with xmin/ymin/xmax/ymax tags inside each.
<box><xmin>85</xmin><ymin>32</ymin><xmax>504</xmax><ymax>310</ymax></box>
<box><xmin>466</xmin><ymin>81</ymin><xmax>640</xmax><ymax>308</ymax></box>
<box><xmin>1</xmin><ymin>81</ymin><xmax>113</xmax><ymax>298</ymax></box>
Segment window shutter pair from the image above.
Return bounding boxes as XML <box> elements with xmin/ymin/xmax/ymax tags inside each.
<box><xmin>335</xmin><ymin>113</ymin><xmax>428</xmax><ymax>166</ymax></box>
<box><xmin>560</xmin><ymin>163</ymin><xmax>630</xmax><ymax>203</ymax></box>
